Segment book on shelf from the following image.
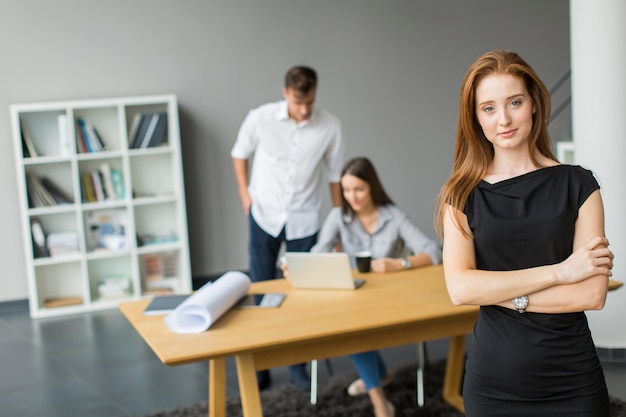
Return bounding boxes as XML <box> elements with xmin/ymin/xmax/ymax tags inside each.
<box><xmin>90</xmin><ymin>171</ymin><xmax>105</xmax><ymax>202</ymax></box>
<box><xmin>39</xmin><ymin>177</ymin><xmax>73</xmax><ymax>205</ymax></box>
<box><xmin>138</xmin><ymin>113</ymin><xmax>160</xmax><ymax>148</ymax></box>
<box><xmin>143</xmin><ymin>253</ymin><xmax>179</xmax><ymax>294</ymax></box>
<box><xmin>97</xmin><ymin>275</ymin><xmax>131</xmax><ymax>300</ymax></box>
<box><xmin>130</xmin><ymin>112</ymin><xmax>168</xmax><ymax>148</ymax></box>
<box><xmin>46</xmin><ymin>232</ymin><xmax>79</xmax><ymax>257</ymax></box>
<box><xmin>20</xmin><ymin>121</ymin><xmax>38</xmax><ymax>158</ymax></box>
<box><xmin>127</xmin><ymin>113</ymin><xmax>144</xmax><ymax>147</ymax></box>
<box><xmin>80</xmin><ymin>172</ymin><xmax>96</xmax><ymax>203</ymax></box>
<box><xmin>26</xmin><ymin>174</ymin><xmax>52</xmax><ymax>207</ymax></box>
<box><xmin>76</xmin><ymin>118</ymin><xmax>107</xmax><ymax>152</ymax></box>
<box><xmin>57</xmin><ymin>114</ymin><xmax>72</xmax><ymax>157</ymax></box>
<box><xmin>98</xmin><ymin>163</ymin><xmax>116</xmax><ymax>201</ymax></box>
<box><xmin>147</xmin><ymin>112</ymin><xmax>168</xmax><ymax>147</ymax></box>
<box><xmin>75</xmin><ymin>120</ymin><xmax>88</xmax><ymax>153</ymax></box>
<box><xmin>30</xmin><ymin>218</ymin><xmax>50</xmax><ymax>258</ymax></box>
<box><xmin>110</xmin><ymin>168</ymin><xmax>125</xmax><ymax>199</ymax></box>
<box><xmin>130</xmin><ymin>114</ymin><xmax>152</xmax><ymax>149</ymax></box>
<box><xmin>26</xmin><ymin>174</ymin><xmax>69</xmax><ymax>207</ymax></box>
<box><xmin>81</xmin><ymin>166</ymin><xmax>119</xmax><ymax>202</ymax></box>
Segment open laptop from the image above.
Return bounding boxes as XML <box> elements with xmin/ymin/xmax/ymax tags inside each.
<box><xmin>284</xmin><ymin>252</ymin><xmax>366</xmax><ymax>290</ymax></box>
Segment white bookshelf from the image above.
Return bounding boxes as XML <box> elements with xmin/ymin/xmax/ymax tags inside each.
<box><xmin>10</xmin><ymin>94</ymin><xmax>192</xmax><ymax>318</ymax></box>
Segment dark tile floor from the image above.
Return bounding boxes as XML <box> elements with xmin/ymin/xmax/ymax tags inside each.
<box><xmin>0</xmin><ymin>301</ymin><xmax>625</xmax><ymax>417</ymax></box>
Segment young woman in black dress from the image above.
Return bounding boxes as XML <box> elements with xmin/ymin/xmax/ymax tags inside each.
<box><xmin>437</xmin><ymin>50</ymin><xmax>614</xmax><ymax>416</ymax></box>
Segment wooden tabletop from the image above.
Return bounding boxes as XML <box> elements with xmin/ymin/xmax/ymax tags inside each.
<box><xmin>119</xmin><ymin>264</ymin><xmax>478</xmax><ymax>366</ymax></box>
<box><xmin>609</xmin><ymin>280</ymin><xmax>623</xmax><ymax>291</ymax></box>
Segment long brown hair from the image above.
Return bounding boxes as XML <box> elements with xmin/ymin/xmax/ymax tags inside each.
<box><xmin>436</xmin><ymin>50</ymin><xmax>557</xmax><ymax>237</ymax></box>
<box><xmin>341</xmin><ymin>157</ymin><xmax>394</xmax><ymax>218</ymax></box>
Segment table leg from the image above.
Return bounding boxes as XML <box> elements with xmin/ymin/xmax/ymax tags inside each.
<box><xmin>442</xmin><ymin>335</ymin><xmax>466</xmax><ymax>413</ymax></box>
<box><xmin>236</xmin><ymin>353</ymin><xmax>264</xmax><ymax>416</ymax></box>
<box><xmin>209</xmin><ymin>359</ymin><xmax>226</xmax><ymax>417</ymax></box>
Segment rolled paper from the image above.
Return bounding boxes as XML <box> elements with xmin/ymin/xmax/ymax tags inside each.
<box><xmin>164</xmin><ymin>271</ymin><xmax>251</xmax><ymax>333</ymax></box>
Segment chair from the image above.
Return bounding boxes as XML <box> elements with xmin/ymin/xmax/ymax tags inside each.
<box><xmin>309</xmin><ymin>342</ymin><xmax>428</xmax><ymax>406</ymax></box>
<box><xmin>310</xmin><ymin>358</ymin><xmax>334</xmax><ymax>404</ymax></box>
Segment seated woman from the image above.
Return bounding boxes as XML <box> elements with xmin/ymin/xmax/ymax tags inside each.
<box><xmin>287</xmin><ymin>157</ymin><xmax>442</xmax><ymax>417</ymax></box>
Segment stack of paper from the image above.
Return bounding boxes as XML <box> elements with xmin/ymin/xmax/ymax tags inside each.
<box><xmin>164</xmin><ymin>271</ymin><xmax>251</xmax><ymax>333</ymax></box>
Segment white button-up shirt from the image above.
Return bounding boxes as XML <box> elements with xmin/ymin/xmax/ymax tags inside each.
<box><xmin>231</xmin><ymin>100</ymin><xmax>345</xmax><ymax>239</ymax></box>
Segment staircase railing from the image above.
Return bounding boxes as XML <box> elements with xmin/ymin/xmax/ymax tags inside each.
<box><xmin>549</xmin><ymin>67</ymin><xmax>571</xmax><ymax>123</ymax></box>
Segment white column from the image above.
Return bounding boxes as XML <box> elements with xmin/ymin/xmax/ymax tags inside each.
<box><xmin>570</xmin><ymin>0</ymin><xmax>626</xmax><ymax>348</ymax></box>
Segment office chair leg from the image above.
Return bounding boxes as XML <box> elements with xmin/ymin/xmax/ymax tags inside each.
<box><xmin>324</xmin><ymin>358</ymin><xmax>334</xmax><ymax>376</ymax></box>
<box><xmin>310</xmin><ymin>359</ymin><xmax>318</xmax><ymax>405</ymax></box>
<box><xmin>417</xmin><ymin>342</ymin><xmax>426</xmax><ymax>406</ymax></box>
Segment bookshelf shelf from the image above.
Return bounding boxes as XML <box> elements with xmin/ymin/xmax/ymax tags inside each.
<box><xmin>11</xmin><ymin>94</ymin><xmax>191</xmax><ymax>318</ymax></box>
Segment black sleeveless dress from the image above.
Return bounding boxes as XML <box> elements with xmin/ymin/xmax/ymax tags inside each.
<box><xmin>462</xmin><ymin>165</ymin><xmax>610</xmax><ymax>417</ymax></box>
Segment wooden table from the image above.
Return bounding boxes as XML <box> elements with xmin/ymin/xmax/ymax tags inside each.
<box><xmin>118</xmin><ymin>265</ymin><xmax>623</xmax><ymax>417</ymax></box>
<box><xmin>120</xmin><ymin>264</ymin><xmax>476</xmax><ymax>415</ymax></box>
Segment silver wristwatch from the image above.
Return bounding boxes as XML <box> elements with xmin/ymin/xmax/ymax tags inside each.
<box><xmin>512</xmin><ymin>295</ymin><xmax>529</xmax><ymax>313</ymax></box>
<box><xmin>400</xmin><ymin>257</ymin><xmax>412</xmax><ymax>269</ymax></box>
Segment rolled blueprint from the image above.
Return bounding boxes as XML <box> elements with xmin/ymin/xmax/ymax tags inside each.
<box><xmin>164</xmin><ymin>271</ymin><xmax>251</xmax><ymax>333</ymax></box>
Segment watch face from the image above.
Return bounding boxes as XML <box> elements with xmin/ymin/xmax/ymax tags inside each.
<box><xmin>513</xmin><ymin>296</ymin><xmax>528</xmax><ymax>311</ymax></box>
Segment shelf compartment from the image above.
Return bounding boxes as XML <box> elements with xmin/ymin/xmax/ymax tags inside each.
<box><xmin>87</xmin><ymin>255</ymin><xmax>133</xmax><ymax>303</ymax></box>
<box><xmin>83</xmin><ymin>208</ymin><xmax>131</xmax><ymax>253</ymax></box>
<box><xmin>124</xmin><ymin>103</ymin><xmax>170</xmax><ymax>148</ymax></box>
<box><xmin>18</xmin><ymin>109</ymin><xmax>71</xmax><ymax>158</ymax></box>
<box><xmin>139</xmin><ymin>250</ymin><xmax>183</xmax><ymax>295</ymax></box>
<box><xmin>72</xmin><ymin>106</ymin><xmax>121</xmax><ymax>153</ymax></box>
<box><xmin>134</xmin><ymin>202</ymin><xmax>180</xmax><ymax>248</ymax></box>
<box><xmin>25</xmin><ymin>162</ymin><xmax>75</xmax><ymax>209</ymax></box>
<box><xmin>129</xmin><ymin>152</ymin><xmax>176</xmax><ymax>198</ymax></box>
<box><xmin>30</xmin><ymin>212</ymin><xmax>81</xmax><ymax>259</ymax></box>
<box><xmin>35</xmin><ymin>262</ymin><xmax>84</xmax><ymax>311</ymax></box>
<box><xmin>78</xmin><ymin>157</ymin><xmax>126</xmax><ymax>203</ymax></box>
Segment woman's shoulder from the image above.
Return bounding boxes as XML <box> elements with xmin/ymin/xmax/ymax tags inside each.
<box><xmin>379</xmin><ymin>204</ymin><xmax>411</xmax><ymax>221</ymax></box>
<box><xmin>548</xmin><ymin>164</ymin><xmax>597</xmax><ymax>185</ymax></box>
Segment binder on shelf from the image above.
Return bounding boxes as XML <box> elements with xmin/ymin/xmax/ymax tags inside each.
<box><xmin>130</xmin><ymin>114</ymin><xmax>152</xmax><ymax>148</ymax></box>
<box><xmin>138</xmin><ymin>113</ymin><xmax>160</xmax><ymax>148</ymax></box>
<box><xmin>147</xmin><ymin>113</ymin><xmax>168</xmax><ymax>147</ymax></box>
<box><xmin>127</xmin><ymin>113</ymin><xmax>143</xmax><ymax>146</ymax></box>
<box><xmin>129</xmin><ymin>112</ymin><xmax>168</xmax><ymax>148</ymax></box>
<box><xmin>30</xmin><ymin>218</ymin><xmax>50</xmax><ymax>258</ymax></box>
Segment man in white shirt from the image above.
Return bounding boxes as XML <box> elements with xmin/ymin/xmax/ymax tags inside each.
<box><xmin>231</xmin><ymin>66</ymin><xmax>345</xmax><ymax>390</ymax></box>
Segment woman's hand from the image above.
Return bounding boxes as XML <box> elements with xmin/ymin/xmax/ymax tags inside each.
<box><xmin>556</xmin><ymin>236</ymin><xmax>613</xmax><ymax>285</ymax></box>
<box><xmin>371</xmin><ymin>258</ymin><xmax>401</xmax><ymax>273</ymax></box>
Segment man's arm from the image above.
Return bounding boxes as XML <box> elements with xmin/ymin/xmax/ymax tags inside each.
<box><xmin>232</xmin><ymin>158</ymin><xmax>251</xmax><ymax>215</ymax></box>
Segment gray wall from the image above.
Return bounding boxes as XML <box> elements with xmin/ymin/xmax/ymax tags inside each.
<box><xmin>0</xmin><ymin>0</ymin><xmax>571</xmax><ymax>301</ymax></box>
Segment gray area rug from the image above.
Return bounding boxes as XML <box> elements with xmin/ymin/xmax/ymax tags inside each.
<box><xmin>136</xmin><ymin>360</ymin><xmax>626</xmax><ymax>417</ymax></box>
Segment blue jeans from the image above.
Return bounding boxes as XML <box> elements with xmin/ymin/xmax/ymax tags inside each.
<box><xmin>350</xmin><ymin>350</ymin><xmax>388</xmax><ymax>390</ymax></box>
<box><xmin>248</xmin><ymin>213</ymin><xmax>318</xmax><ymax>282</ymax></box>
<box><xmin>249</xmin><ymin>212</ymin><xmax>317</xmax><ymax>388</ymax></box>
